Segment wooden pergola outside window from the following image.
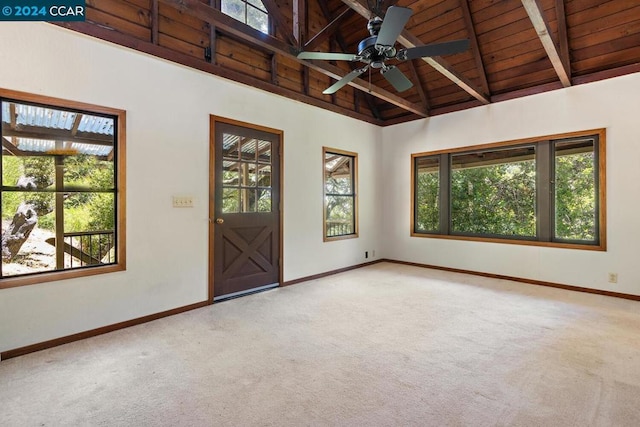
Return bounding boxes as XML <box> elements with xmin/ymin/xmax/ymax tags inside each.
<box><xmin>0</xmin><ymin>90</ymin><xmax>126</xmax><ymax>289</ymax></box>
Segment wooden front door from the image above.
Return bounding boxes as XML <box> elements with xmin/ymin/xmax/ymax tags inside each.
<box><xmin>210</xmin><ymin>118</ymin><xmax>281</xmax><ymax>301</ymax></box>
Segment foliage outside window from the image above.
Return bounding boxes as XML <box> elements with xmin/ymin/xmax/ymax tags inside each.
<box><xmin>221</xmin><ymin>133</ymin><xmax>272</xmax><ymax>213</ymax></box>
<box><xmin>0</xmin><ymin>91</ymin><xmax>125</xmax><ymax>288</ymax></box>
<box><xmin>451</xmin><ymin>146</ymin><xmax>536</xmax><ymax>237</ymax></box>
<box><xmin>414</xmin><ymin>156</ymin><xmax>439</xmax><ymax>232</ymax></box>
<box><xmin>324</xmin><ymin>148</ymin><xmax>358</xmax><ymax>241</ymax></box>
<box><xmin>221</xmin><ymin>0</ymin><xmax>269</xmax><ymax>34</ymax></box>
<box><xmin>412</xmin><ymin>130</ymin><xmax>605</xmax><ymax>250</ymax></box>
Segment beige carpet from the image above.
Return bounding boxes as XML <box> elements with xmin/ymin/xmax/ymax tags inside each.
<box><xmin>1</xmin><ymin>262</ymin><xmax>640</xmax><ymax>426</ymax></box>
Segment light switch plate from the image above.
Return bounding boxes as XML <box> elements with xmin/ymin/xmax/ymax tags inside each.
<box><xmin>172</xmin><ymin>196</ymin><xmax>194</xmax><ymax>208</ymax></box>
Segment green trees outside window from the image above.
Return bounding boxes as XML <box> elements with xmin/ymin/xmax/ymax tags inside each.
<box><xmin>414</xmin><ymin>156</ymin><xmax>439</xmax><ymax>232</ymax></box>
<box><xmin>1</xmin><ymin>98</ymin><xmax>121</xmax><ymax>280</ymax></box>
<box><xmin>451</xmin><ymin>146</ymin><xmax>536</xmax><ymax>237</ymax></box>
<box><xmin>324</xmin><ymin>148</ymin><xmax>358</xmax><ymax>240</ymax></box>
<box><xmin>412</xmin><ymin>130</ymin><xmax>604</xmax><ymax>249</ymax></box>
<box><xmin>554</xmin><ymin>139</ymin><xmax>597</xmax><ymax>241</ymax></box>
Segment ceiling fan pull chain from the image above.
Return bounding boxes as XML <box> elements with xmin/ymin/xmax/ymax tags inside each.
<box><xmin>369</xmin><ymin>67</ymin><xmax>372</xmax><ymax>93</ymax></box>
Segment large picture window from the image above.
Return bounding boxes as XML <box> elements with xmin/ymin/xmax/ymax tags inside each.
<box><xmin>412</xmin><ymin>129</ymin><xmax>605</xmax><ymax>250</ymax></box>
<box><xmin>324</xmin><ymin>148</ymin><xmax>358</xmax><ymax>241</ymax></box>
<box><xmin>0</xmin><ymin>90</ymin><xmax>125</xmax><ymax>288</ymax></box>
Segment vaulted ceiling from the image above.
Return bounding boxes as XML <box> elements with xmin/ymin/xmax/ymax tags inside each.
<box><xmin>57</xmin><ymin>0</ymin><xmax>640</xmax><ymax>126</ymax></box>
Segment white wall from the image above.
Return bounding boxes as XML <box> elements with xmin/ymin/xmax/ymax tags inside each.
<box><xmin>382</xmin><ymin>72</ymin><xmax>640</xmax><ymax>296</ymax></box>
<box><xmin>0</xmin><ymin>23</ymin><xmax>383</xmax><ymax>352</ymax></box>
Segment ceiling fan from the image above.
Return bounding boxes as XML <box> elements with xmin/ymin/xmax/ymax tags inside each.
<box><xmin>297</xmin><ymin>5</ymin><xmax>470</xmax><ymax>95</ymax></box>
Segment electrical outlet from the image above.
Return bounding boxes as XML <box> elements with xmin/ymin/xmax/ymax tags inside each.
<box><xmin>365</xmin><ymin>251</ymin><xmax>369</xmax><ymax>259</ymax></box>
<box><xmin>172</xmin><ymin>196</ymin><xmax>194</xmax><ymax>208</ymax></box>
<box><xmin>608</xmin><ymin>273</ymin><xmax>618</xmax><ymax>284</ymax></box>
<box><xmin>372</xmin><ymin>250</ymin><xmax>376</xmax><ymax>257</ymax></box>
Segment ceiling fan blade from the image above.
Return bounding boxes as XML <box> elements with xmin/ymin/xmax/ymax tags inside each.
<box><xmin>375</xmin><ymin>6</ymin><xmax>413</xmax><ymax>48</ymax></box>
<box><xmin>399</xmin><ymin>39</ymin><xmax>470</xmax><ymax>60</ymax></box>
<box><xmin>297</xmin><ymin>52</ymin><xmax>358</xmax><ymax>61</ymax></box>
<box><xmin>381</xmin><ymin>66</ymin><xmax>413</xmax><ymax>93</ymax></box>
<box><xmin>323</xmin><ymin>67</ymin><xmax>368</xmax><ymax>95</ymax></box>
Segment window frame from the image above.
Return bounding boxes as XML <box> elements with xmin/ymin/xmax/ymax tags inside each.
<box><xmin>323</xmin><ymin>147</ymin><xmax>359</xmax><ymax>242</ymax></box>
<box><xmin>411</xmin><ymin>129</ymin><xmax>606</xmax><ymax>251</ymax></box>
<box><xmin>219</xmin><ymin>0</ymin><xmax>271</xmax><ymax>35</ymax></box>
<box><xmin>0</xmin><ymin>88</ymin><xmax>126</xmax><ymax>289</ymax></box>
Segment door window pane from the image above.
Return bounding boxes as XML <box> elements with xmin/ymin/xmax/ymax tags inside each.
<box><xmin>257</xmin><ymin>189</ymin><xmax>271</xmax><ymax>212</ymax></box>
<box><xmin>241</xmin><ymin>189</ymin><xmax>257</xmax><ymax>212</ymax></box>
<box><xmin>257</xmin><ymin>164</ymin><xmax>271</xmax><ymax>187</ymax></box>
<box><xmin>222</xmin><ymin>188</ymin><xmax>240</xmax><ymax>213</ymax></box>
<box><xmin>257</xmin><ymin>141</ymin><xmax>271</xmax><ymax>164</ymax></box>
<box><xmin>223</xmin><ymin>134</ymin><xmax>240</xmax><ymax>159</ymax></box>
<box><xmin>240</xmin><ymin>138</ymin><xmax>257</xmax><ymax>161</ymax></box>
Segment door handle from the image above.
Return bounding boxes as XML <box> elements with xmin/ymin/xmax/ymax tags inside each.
<box><xmin>216</xmin><ymin>218</ymin><xmax>224</xmax><ymax>224</ymax></box>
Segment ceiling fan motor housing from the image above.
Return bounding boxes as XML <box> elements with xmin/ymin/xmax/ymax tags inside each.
<box><xmin>358</xmin><ymin>35</ymin><xmax>397</xmax><ymax>68</ymax></box>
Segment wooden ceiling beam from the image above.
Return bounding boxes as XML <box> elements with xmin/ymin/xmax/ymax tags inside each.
<box><xmin>293</xmin><ymin>0</ymin><xmax>307</xmax><ymax>46</ymax></box>
<box><xmin>304</xmin><ymin>7</ymin><xmax>353</xmax><ymax>52</ymax></box>
<box><xmin>459</xmin><ymin>0</ymin><xmax>490</xmax><ymax>96</ymax></box>
<box><xmin>158</xmin><ymin>0</ymin><xmax>425</xmax><ymax>117</ymax></box>
<box><xmin>521</xmin><ymin>0</ymin><xmax>571</xmax><ymax>87</ymax></box>
<box><xmin>340</xmin><ymin>0</ymin><xmax>491</xmax><ymax>105</ymax></box>
<box><xmin>261</xmin><ymin>0</ymin><xmax>298</xmax><ymax>48</ymax></box>
<box><xmin>408</xmin><ymin>60</ymin><xmax>430</xmax><ymax>113</ymax></box>
<box><xmin>555</xmin><ymin>0</ymin><xmax>571</xmax><ymax>77</ymax></box>
<box><xmin>151</xmin><ymin>0</ymin><xmax>159</xmax><ymax>45</ymax></box>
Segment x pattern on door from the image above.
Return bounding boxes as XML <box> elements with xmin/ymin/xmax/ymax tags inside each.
<box><xmin>221</xmin><ymin>225</ymin><xmax>274</xmax><ymax>279</ymax></box>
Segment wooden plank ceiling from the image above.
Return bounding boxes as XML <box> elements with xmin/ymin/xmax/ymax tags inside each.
<box><xmin>55</xmin><ymin>0</ymin><xmax>640</xmax><ymax>126</ymax></box>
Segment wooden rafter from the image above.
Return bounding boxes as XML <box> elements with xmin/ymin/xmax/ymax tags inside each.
<box><xmin>340</xmin><ymin>0</ymin><xmax>490</xmax><ymax>105</ymax></box>
<box><xmin>209</xmin><ymin>0</ymin><xmax>217</xmax><ymax>64</ymax></box>
<box><xmin>459</xmin><ymin>0</ymin><xmax>490</xmax><ymax>96</ymax></box>
<box><xmin>260</xmin><ymin>0</ymin><xmax>297</xmax><ymax>48</ymax></box>
<box><xmin>555</xmin><ymin>0</ymin><xmax>571</xmax><ymax>77</ymax></box>
<box><xmin>304</xmin><ymin>7</ymin><xmax>353</xmax><ymax>52</ymax></box>
<box><xmin>400</xmin><ymin>32</ymin><xmax>490</xmax><ymax>105</ymax></box>
<box><xmin>70</xmin><ymin>113</ymin><xmax>83</xmax><ymax>136</ymax></box>
<box><xmin>158</xmin><ymin>0</ymin><xmax>426</xmax><ymax>117</ymax></box>
<box><xmin>293</xmin><ymin>0</ymin><xmax>307</xmax><ymax>46</ymax></box>
<box><xmin>408</xmin><ymin>60</ymin><xmax>429</xmax><ymax>113</ymax></box>
<box><xmin>151</xmin><ymin>0</ymin><xmax>159</xmax><ymax>45</ymax></box>
<box><xmin>521</xmin><ymin>0</ymin><xmax>571</xmax><ymax>87</ymax></box>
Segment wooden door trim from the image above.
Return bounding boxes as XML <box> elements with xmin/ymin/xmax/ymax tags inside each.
<box><xmin>209</xmin><ymin>115</ymin><xmax>284</xmax><ymax>303</ymax></box>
